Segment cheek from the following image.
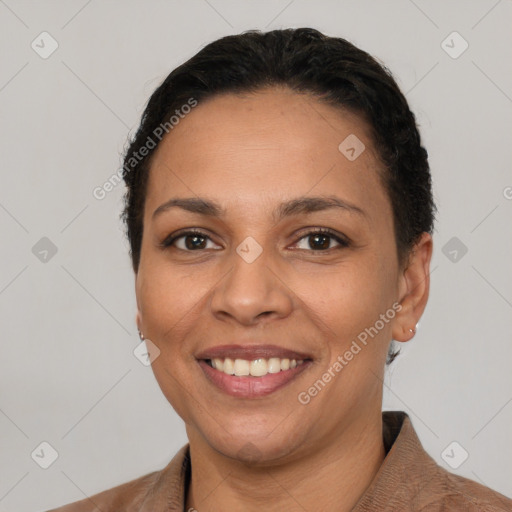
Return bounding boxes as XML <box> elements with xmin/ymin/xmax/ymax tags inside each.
<box><xmin>304</xmin><ymin>254</ymin><xmax>396</xmax><ymax>357</ymax></box>
<box><xmin>138</xmin><ymin>264</ymin><xmax>208</xmax><ymax>332</ymax></box>
<box><xmin>137</xmin><ymin>271</ymin><xmax>190</xmax><ymax>371</ymax></box>
<box><xmin>137</xmin><ymin>268</ymin><xmax>205</xmax><ymax>419</ymax></box>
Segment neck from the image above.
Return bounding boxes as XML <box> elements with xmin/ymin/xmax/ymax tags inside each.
<box><xmin>185</xmin><ymin>409</ymin><xmax>386</xmax><ymax>512</ymax></box>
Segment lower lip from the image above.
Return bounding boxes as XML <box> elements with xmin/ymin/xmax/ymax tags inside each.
<box><xmin>198</xmin><ymin>360</ymin><xmax>311</xmax><ymax>398</ymax></box>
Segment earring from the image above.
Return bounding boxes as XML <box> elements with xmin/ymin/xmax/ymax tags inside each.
<box><xmin>409</xmin><ymin>328</ymin><xmax>416</xmax><ymax>335</ymax></box>
<box><xmin>138</xmin><ymin>330</ymin><xmax>145</xmax><ymax>341</ymax></box>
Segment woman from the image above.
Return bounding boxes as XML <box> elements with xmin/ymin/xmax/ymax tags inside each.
<box><xmin>49</xmin><ymin>28</ymin><xmax>512</xmax><ymax>511</ymax></box>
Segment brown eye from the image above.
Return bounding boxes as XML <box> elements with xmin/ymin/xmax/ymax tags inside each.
<box><xmin>294</xmin><ymin>229</ymin><xmax>349</xmax><ymax>251</ymax></box>
<box><xmin>162</xmin><ymin>230</ymin><xmax>221</xmax><ymax>251</ymax></box>
<box><xmin>182</xmin><ymin>233</ymin><xmax>207</xmax><ymax>250</ymax></box>
<box><xmin>308</xmin><ymin>233</ymin><xmax>331</xmax><ymax>250</ymax></box>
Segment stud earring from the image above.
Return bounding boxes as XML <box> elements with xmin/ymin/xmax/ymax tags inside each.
<box><xmin>409</xmin><ymin>328</ymin><xmax>416</xmax><ymax>335</ymax></box>
<box><xmin>138</xmin><ymin>330</ymin><xmax>144</xmax><ymax>341</ymax></box>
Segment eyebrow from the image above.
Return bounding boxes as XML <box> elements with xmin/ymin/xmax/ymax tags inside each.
<box><xmin>152</xmin><ymin>195</ymin><xmax>367</xmax><ymax>222</ymax></box>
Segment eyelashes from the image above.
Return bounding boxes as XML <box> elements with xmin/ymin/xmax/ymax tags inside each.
<box><xmin>161</xmin><ymin>229</ymin><xmax>218</xmax><ymax>251</ymax></box>
<box><xmin>160</xmin><ymin>227</ymin><xmax>350</xmax><ymax>253</ymax></box>
<box><xmin>294</xmin><ymin>228</ymin><xmax>350</xmax><ymax>251</ymax></box>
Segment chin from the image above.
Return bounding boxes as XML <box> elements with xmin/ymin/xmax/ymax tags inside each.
<box><xmin>197</xmin><ymin>416</ymin><xmax>306</xmax><ymax>466</ymax></box>
<box><xmin>216</xmin><ymin>436</ymin><xmax>298</xmax><ymax>466</ymax></box>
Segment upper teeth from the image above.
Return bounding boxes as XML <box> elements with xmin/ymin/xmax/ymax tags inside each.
<box><xmin>210</xmin><ymin>357</ymin><xmax>303</xmax><ymax>377</ymax></box>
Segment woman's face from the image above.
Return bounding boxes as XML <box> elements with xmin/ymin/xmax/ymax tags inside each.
<box><xmin>135</xmin><ymin>87</ymin><xmax>429</xmax><ymax>463</ymax></box>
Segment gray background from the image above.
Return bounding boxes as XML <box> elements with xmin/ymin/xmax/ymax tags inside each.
<box><xmin>0</xmin><ymin>1</ymin><xmax>511</xmax><ymax>510</ymax></box>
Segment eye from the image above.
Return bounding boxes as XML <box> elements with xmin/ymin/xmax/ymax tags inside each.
<box><xmin>161</xmin><ymin>228</ymin><xmax>349</xmax><ymax>252</ymax></box>
<box><xmin>161</xmin><ymin>230</ymin><xmax>221</xmax><ymax>251</ymax></box>
<box><xmin>293</xmin><ymin>228</ymin><xmax>349</xmax><ymax>251</ymax></box>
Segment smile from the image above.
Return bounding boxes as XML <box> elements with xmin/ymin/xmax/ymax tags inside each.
<box><xmin>196</xmin><ymin>344</ymin><xmax>313</xmax><ymax>398</ymax></box>
<box><xmin>206</xmin><ymin>357</ymin><xmax>305</xmax><ymax>377</ymax></box>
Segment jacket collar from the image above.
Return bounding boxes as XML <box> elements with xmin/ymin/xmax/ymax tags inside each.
<box><xmin>138</xmin><ymin>411</ymin><xmax>424</xmax><ymax>511</ymax></box>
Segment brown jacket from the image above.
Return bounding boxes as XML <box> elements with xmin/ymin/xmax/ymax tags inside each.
<box><xmin>46</xmin><ymin>411</ymin><xmax>512</xmax><ymax>511</ymax></box>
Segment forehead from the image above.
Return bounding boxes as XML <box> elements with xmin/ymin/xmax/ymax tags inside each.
<box><xmin>145</xmin><ymin>88</ymin><xmax>390</xmax><ymax>222</ymax></box>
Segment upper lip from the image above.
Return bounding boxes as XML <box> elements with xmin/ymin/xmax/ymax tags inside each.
<box><xmin>196</xmin><ymin>344</ymin><xmax>312</xmax><ymax>361</ymax></box>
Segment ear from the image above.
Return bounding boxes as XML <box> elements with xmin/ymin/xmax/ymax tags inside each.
<box><xmin>135</xmin><ymin>310</ymin><xmax>142</xmax><ymax>334</ymax></box>
<box><xmin>392</xmin><ymin>232</ymin><xmax>433</xmax><ymax>342</ymax></box>
<box><xmin>135</xmin><ymin>274</ymin><xmax>143</xmax><ymax>335</ymax></box>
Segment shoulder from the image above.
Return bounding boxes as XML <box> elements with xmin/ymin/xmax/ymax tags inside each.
<box><xmin>415</xmin><ymin>466</ymin><xmax>512</xmax><ymax>511</ymax></box>
<box><xmin>369</xmin><ymin>412</ymin><xmax>512</xmax><ymax>512</ymax></box>
<box><xmin>45</xmin><ymin>470</ymin><xmax>160</xmax><ymax>512</ymax></box>
<box><xmin>45</xmin><ymin>445</ymin><xmax>190</xmax><ymax>512</ymax></box>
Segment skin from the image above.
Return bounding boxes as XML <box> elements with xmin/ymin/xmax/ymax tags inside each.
<box><xmin>134</xmin><ymin>86</ymin><xmax>433</xmax><ymax>511</ymax></box>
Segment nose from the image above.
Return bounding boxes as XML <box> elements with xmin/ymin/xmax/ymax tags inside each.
<box><xmin>210</xmin><ymin>245</ymin><xmax>294</xmax><ymax>326</ymax></box>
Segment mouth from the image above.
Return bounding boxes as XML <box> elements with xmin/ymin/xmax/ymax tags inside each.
<box><xmin>196</xmin><ymin>345</ymin><xmax>313</xmax><ymax>398</ymax></box>
<box><xmin>204</xmin><ymin>356</ymin><xmax>305</xmax><ymax>376</ymax></box>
